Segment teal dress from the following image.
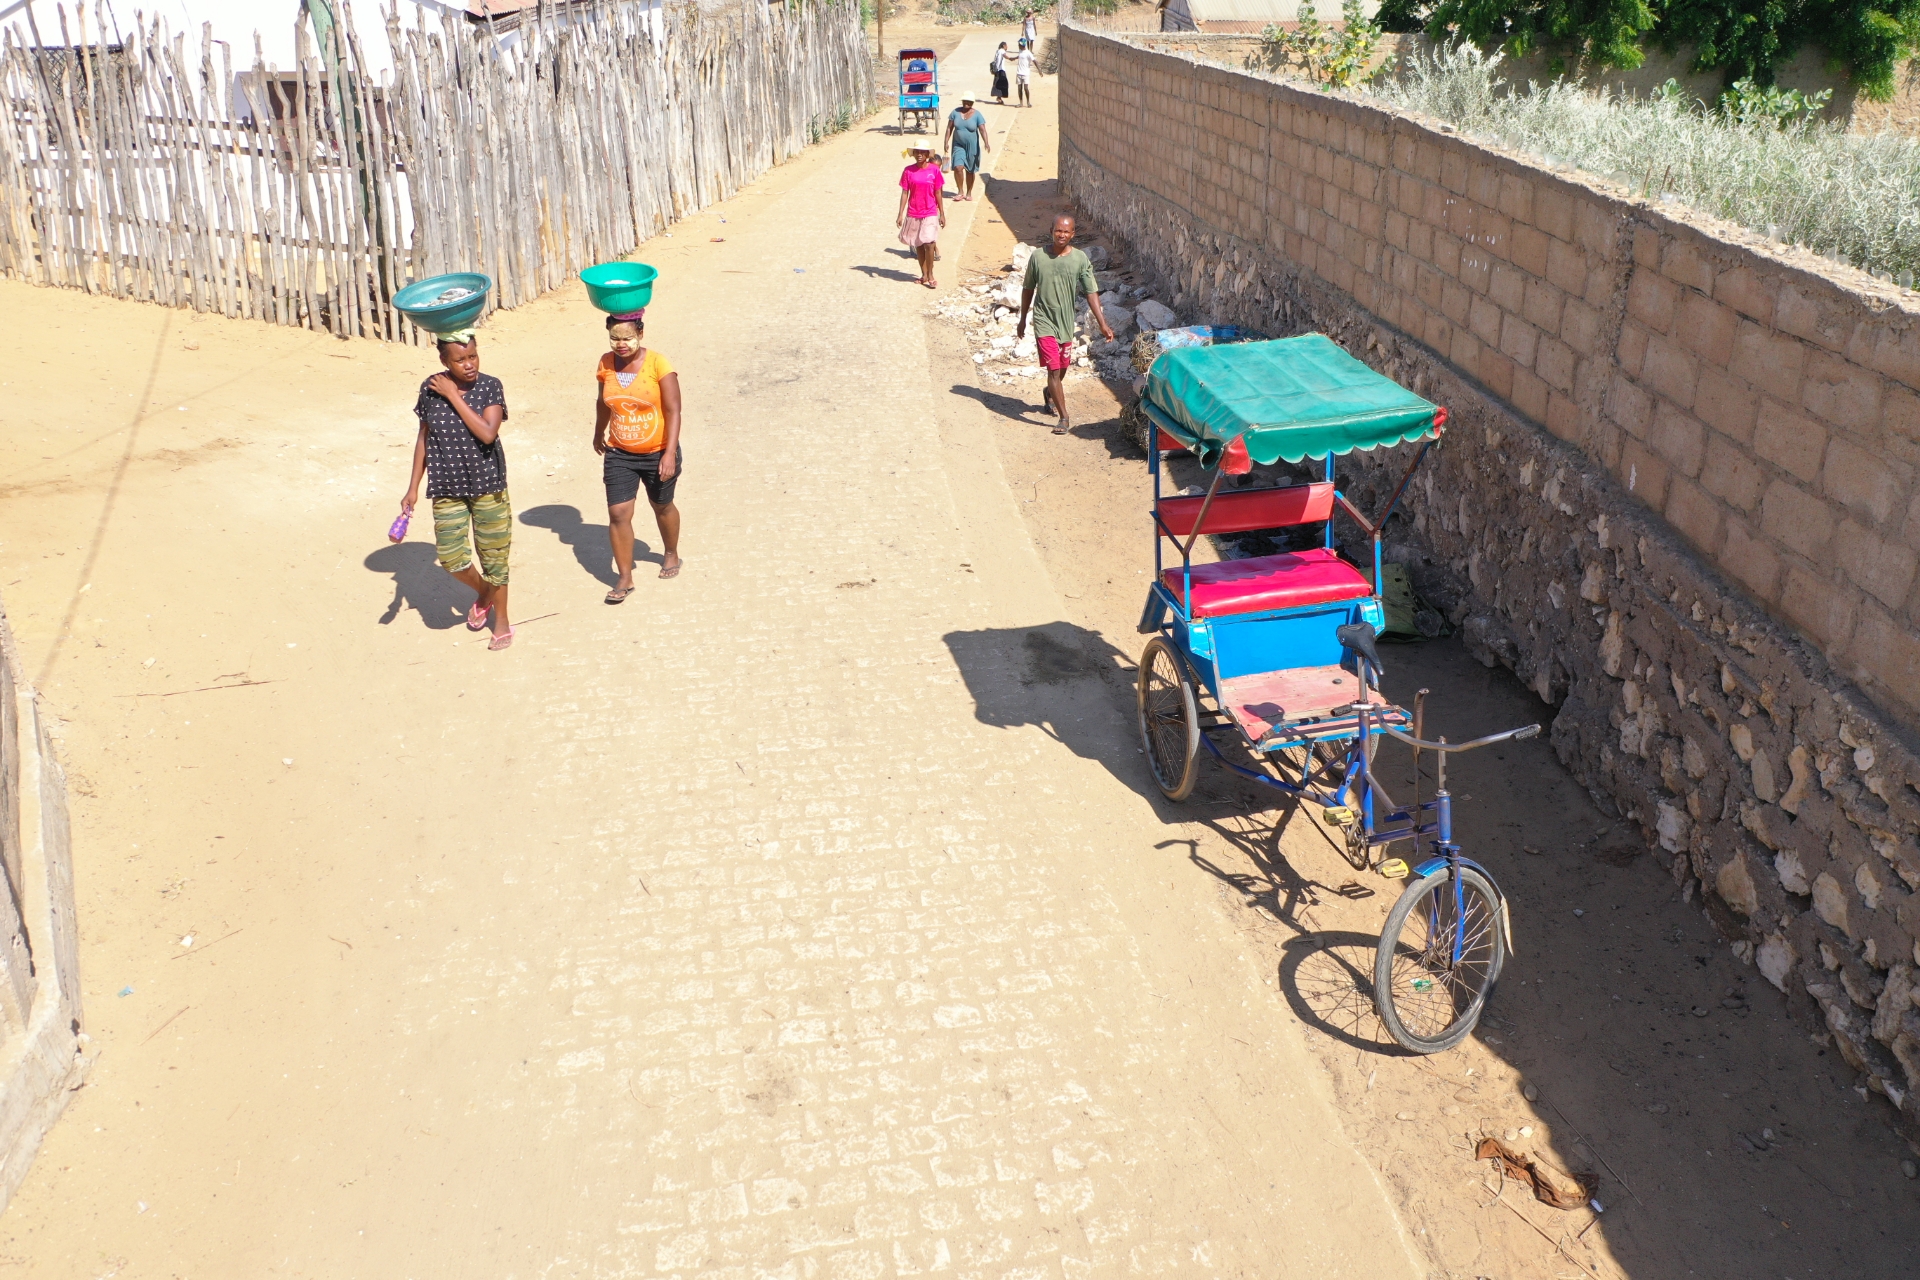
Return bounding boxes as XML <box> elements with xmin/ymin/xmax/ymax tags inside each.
<box><xmin>947</xmin><ymin>108</ymin><xmax>985</xmax><ymax>173</ymax></box>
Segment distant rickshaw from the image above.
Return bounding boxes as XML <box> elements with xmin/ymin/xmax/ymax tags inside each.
<box><xmin>898</xmin><ymin>48</ymin><xmax>938</xmax><ymax>133</ymax></box>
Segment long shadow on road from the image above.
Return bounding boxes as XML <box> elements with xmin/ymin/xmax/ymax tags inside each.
<box><xmin>949</xmin><ymin>382</ymin><xmax>1045</xmax><ymax>425</ymax></box>
<box><xmin>364</xmin><ymin>541</ymin><xmax>472</xmax><ymax>630</ymax></box>
<box><xmin>520</xmin><ymin>503</ymin><xmax>658</xmax><ymax>586</ymax></box>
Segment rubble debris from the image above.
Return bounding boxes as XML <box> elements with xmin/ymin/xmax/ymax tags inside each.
<box><xmin>931</xmin><ymin>241</ymin><xmax>1149</xmax><ymax>389</ymax></box>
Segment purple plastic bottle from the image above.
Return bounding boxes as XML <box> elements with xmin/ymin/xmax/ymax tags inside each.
<box><xmin>388</xmin><ymin>510</ymin><xmax>411</xmax><ymax>543</ymax></box>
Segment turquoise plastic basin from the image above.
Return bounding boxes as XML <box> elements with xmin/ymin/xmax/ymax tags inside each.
<box><xmin>581</xmin><ymin>262</ymin><xmax>658</xmax><ymax>313</ymax></box>
<box><xmin>394</xmin><ymin>273</ymin><xmax>492</xmax><ymax>334</ymax></box>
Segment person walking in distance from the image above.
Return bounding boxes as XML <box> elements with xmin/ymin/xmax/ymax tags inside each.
<box><xmin>943</xmin><ymin>97</ymin><xmax>989</xmax><ymax>202</ymax></box>
<box><xmin>990</xmin><ymin>41</ymin><xmax>1010</xmax><ymax>104</ymax></box>
<box><xmin>1015</xmin><ymin>39</ymin><xmax>1035</xmax><ymax>108</ymax></box>
<box><xmin>1016</xmin><ymin>214</ymin><xmax>1115</xmax><ymax>436</ymax></box>
<box><xmin>595</xmin><ymin>310</ymin><xmax>684</xmax><ymax>597</ymax></box>
<box><xmin>895</xmin><ymin>145</ymin><xmax>947</xmax><ymax>289</ymax></box>
<box><xmin>1022</xmin><ymin>8</ymin><xmax>1038</xmax><ymax>49</ymax></box>
<box><xmin>399</xmin><ymin>333</ymin><xmax>515</xmax><ymax>649</ymax></box>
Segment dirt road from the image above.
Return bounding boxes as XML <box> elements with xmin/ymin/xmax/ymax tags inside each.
<box><xmin>0</xmin><ymin>31</ymin><xmax>1424</xmax><ymax>1280</ymax></box>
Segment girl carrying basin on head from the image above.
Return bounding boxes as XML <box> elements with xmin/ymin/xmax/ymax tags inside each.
<box><xmin>595</xmin><ymin>309</ymin><xmax>684</xmax><ymax>598</ymax></box>
<box><xmin>399</xmin><ymin>331</ymin><xmax>515</xmax><ymax>650</ymax></box>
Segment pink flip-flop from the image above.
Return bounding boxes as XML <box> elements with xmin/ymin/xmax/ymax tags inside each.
<box><xmin>488</xmin><ymin>627</ymin><xmax>514</xmax><ymax>651</ymax></box>
<box><xmin>466</xmin><ymin>601</ymin><xmax>490</xmax><ymax>631</ymax></box>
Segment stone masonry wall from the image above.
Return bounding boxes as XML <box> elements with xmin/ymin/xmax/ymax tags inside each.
<box><xmin>1056</xmin><ymin>23</ymin><xmax>1920</xmax><ymax>1124</ymax></box>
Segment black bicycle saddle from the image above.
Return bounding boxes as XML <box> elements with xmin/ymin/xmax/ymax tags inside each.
<box><xmin>1335</xmin><ymin>621</ymin><xmax>1384</xmax><ymax>674</ymax></box>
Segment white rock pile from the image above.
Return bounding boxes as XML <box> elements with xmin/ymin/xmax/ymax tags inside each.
<box><xmin>931</xmin><ymin>241</ymin><xmax>1180</xmax><ymax>388</ymax></box>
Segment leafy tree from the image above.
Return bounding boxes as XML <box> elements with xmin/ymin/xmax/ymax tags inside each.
<box><xmin>1418</xmin><ymin>0</ymin><xmax>1659</xmax><ymax>68</ymax></box>
<box><xmin>1664</xmin><ymin>0</ymin><xmax>1920</xmax><ymax>99</ymax></box>
<box><xmin>1376</xmin><ymin>0</ymin><xmax>1431</xmax><ymax>31</ymax></box>
<box><xmin>1390</xmin><ymin>0</ymin><xmax>1920</xmax><ymax>100</ymax></box>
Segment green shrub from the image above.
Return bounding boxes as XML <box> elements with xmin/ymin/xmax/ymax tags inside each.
<box><xmin>1375</xmin><ymin>41</ymin><xmax>1920</xmax><ymax>279</ymax></box>
<box><xmin>1254</xmin><ymin>0</ymin><xmax>1397</xmax><ymax>87</ymax></box>
<box><xmin>1717</xmin><ymin>76</ymin><xmax>1834</xmax><ymax>126</ymax></box>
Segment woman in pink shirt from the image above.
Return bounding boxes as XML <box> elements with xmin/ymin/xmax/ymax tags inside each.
<box><xmin>895</xmin><ymin>145</ymin><xmax>947</xmax><ymax>290</ymax></box>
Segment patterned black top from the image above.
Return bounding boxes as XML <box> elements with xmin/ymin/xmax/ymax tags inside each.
<box><xmin>415</xmin><ymin>373</ymin><xmax>508</xmax><ymax>498</ymax></box>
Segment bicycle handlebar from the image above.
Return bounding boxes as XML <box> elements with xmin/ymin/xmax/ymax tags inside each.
<box><xmin>1374</xmin><ymin>722</ymin><xmax>1540</xmax><ymax>753</ymax></box>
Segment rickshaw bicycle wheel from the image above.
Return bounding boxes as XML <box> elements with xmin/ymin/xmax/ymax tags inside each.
<box><xmin>1137</xmin><ymin>636</ymin><xmax>1200</xmax><ymax>802</ymax></box>
<box><xmin>1373</xmin><ymin>864</ymin><xmax>1505</xmax><ymax>1053</ymax></box>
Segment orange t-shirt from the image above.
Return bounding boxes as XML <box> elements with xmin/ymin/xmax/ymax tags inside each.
<box><xmin>597</xmin><ymin>349</ymin><xmax>675</xmax><ymax>453</ymax></box>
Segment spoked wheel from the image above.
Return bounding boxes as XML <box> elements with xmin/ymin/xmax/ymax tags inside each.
<box><xmin>1373</xmin><ymin>863</ymin><xmax>1506</xmax><ymax>1053</ymax></box>
<box><xmin>1137</xmin><ymin>636</ymin><xmax>1200</xmax><ymax>801</ymax></box>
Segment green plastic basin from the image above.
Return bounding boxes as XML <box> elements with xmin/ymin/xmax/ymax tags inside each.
<box><xmin>581</xmin><ymin>262</ymin><xmax>658</xmax><ymax>313</ymax></box>
<box><xmin>393</xmin><ymin>272</ymin><xmax>491</xmax><ymax>333</ymax></box>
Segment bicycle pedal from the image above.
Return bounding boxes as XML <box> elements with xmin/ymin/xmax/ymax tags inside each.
<box><xmin>1378</xmin><ymin>858</ymin><xmax>1410</xmax><ymax>880</ymax></box>
<box><xmin>1321</xmin><ymin>805</ymin><xmax>1357</xmax><ymax>828</ymax></box>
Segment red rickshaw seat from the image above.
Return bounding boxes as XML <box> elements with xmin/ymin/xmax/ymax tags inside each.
<box><xmin>1162</xmin><ymin>548</ymin><xmax>1373</xmax><ymax>618</ymax></box>
<box><xmin>1155</xmin><ymin>482</ymin><xmax>1334</xmax><ymax>537</ymax></box>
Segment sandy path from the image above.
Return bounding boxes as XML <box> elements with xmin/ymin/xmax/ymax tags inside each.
<box><xmin>0</xmin><ymin>34</ymin><xmax>1421</xmax><ymax>1280</ymax></box>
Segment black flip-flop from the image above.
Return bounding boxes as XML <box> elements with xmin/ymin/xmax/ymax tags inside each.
<box><xmin>605</xmin><ymin>586</ymin><xmax>633</xmax><ymax>604</ymax></box>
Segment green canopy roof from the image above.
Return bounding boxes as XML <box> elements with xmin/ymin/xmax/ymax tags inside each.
<box><xmin>1145</xmin><ymin>333</ymin><xmax>1442</xmax><ymax>469</ymax></box>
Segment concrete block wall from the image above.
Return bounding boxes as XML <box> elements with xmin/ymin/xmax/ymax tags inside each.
<box><xmin>1057</xmin><ymin>23</ymin><xmax>1920</xmax><ymax>1123</ymax></box>
<box><xmin>0</xmin><ymin>602</ymin><xmax>85</xmax><ymax>1211</ymax></box>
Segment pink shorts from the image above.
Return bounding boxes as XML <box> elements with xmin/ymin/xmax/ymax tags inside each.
<box><xmin>1037</xmin><ymin>335</ymin><xmax>1072</xmax><ymax>371</ymax></box>
<box><xmin>899</xmin><ymin>214</ymin><xmax>940</xmax><ymax>246</ymax></box>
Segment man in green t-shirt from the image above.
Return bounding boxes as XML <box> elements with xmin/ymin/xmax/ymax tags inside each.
<box><xmin>1016</xmin><ymin>214</ymin><xmax>1115</xmax><ymax>435</ymax></box>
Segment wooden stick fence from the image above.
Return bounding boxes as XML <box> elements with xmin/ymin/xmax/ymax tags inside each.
<box><xmin>0</xmin><ymin>0</ymin><xmax>872</xmax><ymax>340</ymax></box>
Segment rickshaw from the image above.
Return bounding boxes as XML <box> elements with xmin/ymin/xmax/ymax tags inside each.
<box><xmin>898</xmin><ymin>48</ymin><xmax>939</xmax><ymax>132</ymax></box>
<box><xmin>1134</xmin><ymin>333</ymin><xmax>1539</xmax><ymax>1054</ymax></box>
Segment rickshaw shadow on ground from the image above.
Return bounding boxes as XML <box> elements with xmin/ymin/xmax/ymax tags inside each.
<box><xmin>363</xmin><ymin>542</ymin><xmax>474</xmax><ymax>631</ymax></box>
<box><xmin>944</xmin><ymin>620</ymin><xmax>1166</xmax><ymax>807</ymax></box>
<box><xmin>942</xmin><ymin>620</ymin><xmax>1312</xmax><ymax>825</ymax></box>
<box><xmin>1170</xmin><ymin>815</ymin><xmax>1415</xmax><ymax>1057</ymax></box>
<box><xmin>1278</xmin><ymin>930</ymin><xmax>1408</xmax><ymax>1055</ymax></box>
<box><xmin>520</xmin><ymin>504</ymin><xmax>658</xmax><ymax>586</ymax></box>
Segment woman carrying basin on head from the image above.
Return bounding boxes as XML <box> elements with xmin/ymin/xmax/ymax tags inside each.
<box><xmin>595</xmin><ymin>309</ymin><xmax>683</xmax><ymax>598</ymax></box>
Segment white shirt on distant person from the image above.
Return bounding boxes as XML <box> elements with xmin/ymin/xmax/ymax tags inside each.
<box><xmin>1016</xmin><ymin>47</ymin><xmax>1035</xmax><ymax>81</ymax></box>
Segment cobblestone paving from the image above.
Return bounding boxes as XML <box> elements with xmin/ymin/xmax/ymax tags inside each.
<box><xmin>0</xmin><ymin>37</ymin><xmax>1421</xmax><ymax>1279</ymax></box>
